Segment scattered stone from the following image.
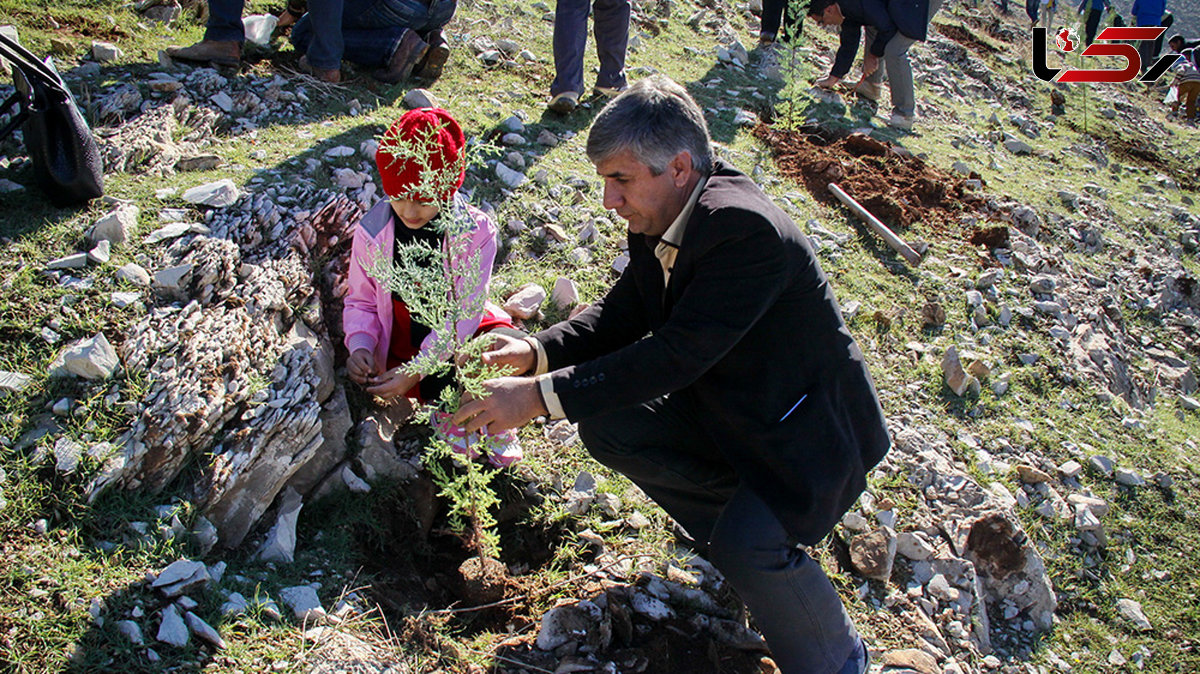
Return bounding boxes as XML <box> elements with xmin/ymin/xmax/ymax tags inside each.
<box><xmin>184</xmin><ymin>611</ymin><xmax>226</xmax><ymax>649</ymax></box>
<box><xmin>849</xmin><ymin>527</ymin><xmax>896</xmax><ymax>581</ymax></box>
<box><xmin>90</xmin><ymin>205</ymin><xmax>139</xmax><ymax>245</ymax></box>
<box><xmin>1003</xmin><ymin>139</ymin><xmax>1033</xmax><ymax>155</ymax></box>
<box><xmin>896</xmin><ymin>531</ymin><xmax>935</xmax><ymax>561</ymax></box>
<box><xmin>921</xmin><ymin>301</ymin><xmax>946</xmax><ymax>328</ymax></box>
<box><xmin>116</xmin><ymin>263</ymin><xmax>151</xmax><ymax>286</ymax></box>
<box><xmin>156</xmin><ymin>604</ymin><xmax>188</xmax><ymax>647</ymax></box>
<box><xmin>1115</xmin><ymin>468</ymin><xmax>1145</xmax><ymax>487</ymax></box>
<box><xmin>56</xmin><ymin>333</ymin><xmax>119</xmax><ymax>380</ymax></box>
<box><xmin>1116</xmin><ymin>598</ymin><xmax>1152</xmax><ymax>631</ymax></box>
<box><xmin>882</xmin><ymin>649</ymin><xmax>938</xmax><ymax>674</ymax></box>
<box><xmin>551</xmin><ymin>277</ymin><xmax>579</xmax><ymax>310</ymax></box>
<box><xmin>1016</xmin><ymin>464</ymin><xmax>1052</xmax><ymax>484</ymax></box>
<box><xmin>151</xmin><ymin>560</ymin><xmax>209</xmax><ymax>597</ymax></box>
<box><xmin>503</xmin><ymin>284</ymin><xmax>546</xmax><ymax>320</ymax></box>
<box><xmin>536</xmin><ymin>601</ymin><xmax>605</xmax><ymax>651</ymax></box>
<box><xmin>47</xmin><ymin>253</ymin><xmax>89</xmax><ymax>270</ymax></box>
<box><xmin>116</xmin><ymin>620</ymin><xmax>144</xmax><ymax>646</ymax></box>
<box><xmin>941</xmin><ymin>346</ymin><xmax>979</xmax><ymax>397</ymax></box>
<box><xmin>1058</xmin><ymin>460</ymin><xmax>1083</xmax><ymax>479</ymax></box>
<box><xmin>176</xmin><ymin>155</ymin><xmax>222</xmax><ymax>172</ymax></box>
<box><xmin>182</xmin><ymin>179</ymin><xmax>239</xmax><ymax>208</ymax></box>
<box><xmin>537</xmin><ymin>129</ymin><xmax>559</xmax><ymax>146</ymax></box>
<box><xmin>152</xmin><ymin>263</ymin><xmax>192</xmax><ymax>293</ymax></box>
<box><xmin>1089</xmin><ymin>455</ymin><xmax>1114</xmax><ymax>477</ymax></box>
<box><xmin>280</xmin><ymin>585</ymin><xmax>326</xmax><ymax>623</ymax></box>
<box><xmin>144</xmin><ymin>222</ymin><xmax>208</xmax><ymax>245</ymax></box>
<box><xmin>88</xmin><ymin>240</ymin><xmax>112</xmax><ymax>264</ymax></box>
<box><xmin>220</xmin><ymin>592</ymin><xmax>249</xmax><ymax>618</ymax></box>
<box><xmin>495</xmin><ymin>162</ymin><xmax>526</xmax><ymax>189</ymax></box>
<box><xmin>192</xmin><ymin>516</ymin><xmax>218</xmax><ymax>556</ymax></box>
<box><xmin>91</xmin><ymin>41</ymin><xmax>121</xmax><ymax>62</ymax></box>
<box><xmin>402</xmin><ymin>88</ymin><xmax>438</xmax><ymax>109</ymax></box>
<box><xmin>53</xmin><ymin>437</ymin><xmax>83</xmax><ymax>474</ymax></box>
<box><xmin>0</xmin><ymin>370</ymin><xmax>33</xmax><ymax>396</ymax></box>
<box><xmin>255</xmin><ymin>488</ymin><xmax>302</xmax><ymax>563</ymax></box>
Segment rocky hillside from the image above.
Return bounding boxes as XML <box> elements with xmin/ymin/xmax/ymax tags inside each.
<box><xmin>0</xmin><ymin>0</ymin><xmax>1198</xmax><ymax>672</ymax></box>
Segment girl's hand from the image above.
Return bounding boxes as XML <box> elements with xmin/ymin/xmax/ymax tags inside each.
<box><xmin>366</xmin><ymin>367</ymin><xmax>420</xmax><ymax>400</ymax></box>
<box><xmin>347</xmin><ymin>348</ymin><xmax>376</xmax><ymax>384</ymax></box>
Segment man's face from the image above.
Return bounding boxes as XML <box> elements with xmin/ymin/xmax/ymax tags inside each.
<box><xmin>595</xmin><ymin>149</ymin><xmax>690</xmax><ymax>238</ymax></box>
<box><xmin>812</xmin><ymin>3</ymin><xmax>844</xmax><ymax>26</ymax></box>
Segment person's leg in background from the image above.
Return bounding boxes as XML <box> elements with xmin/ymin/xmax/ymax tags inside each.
<box><xmin>1085</xmin><ymin>6</ymin><xmax>1102</xmax><ymax>45</ymax></box>
<box><xmin>550</xmin><ymin>0</ymin><xmax>591</xmax><ymax>111</ymax></box>
<box><xmin>167</xmin><ymin>0</ymin><xmax>245</xmax><ymax>66</ymax></box>
<box><xmin>760</xmin><ymin>0</ymin><xmax>786</xmax><ymax>43</ymax></box>
<box><xmin>591</xmin><ymin>0</ymin><xmax>631</xmax><ymax>95</ymax></box>
<box><xmin>1181</xmin><ymin>80</ymin><xmax>1200</xmax><ymax>120</ymax></box>
<box><xmin>297</xmin><ymin>0</ymin><xmax>345</xmax><ymax>81</ymax></box>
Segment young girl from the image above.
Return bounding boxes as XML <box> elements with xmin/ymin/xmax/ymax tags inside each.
<box><xmin>342</xmin><ymin>107</ymin><xmax>522</xmax><ymax>465</ymax></box>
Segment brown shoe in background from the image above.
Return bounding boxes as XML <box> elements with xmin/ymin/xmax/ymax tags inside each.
<box><xmin>165</xmin><ymin>39</ymin><xmax>241</xmax><ymax>67</ymax></box>
<box><xmin>415</xmin><ymin>29</ymin><xmax>450</xmax><ymax>81</ymax></box>
<box><xmin>298</xmin><ymin>54</ymin><xmax>342</xmax><ymax>83</ymax></box>
<box><xmin>374</xmin><ymin>29</ymin><xmax>429</xmax><ymax>84</ymax></box>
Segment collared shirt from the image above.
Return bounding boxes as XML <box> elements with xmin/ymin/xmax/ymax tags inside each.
<box><xmin>530</xmin><ymin>177</ymin><xmax>707</xmax><ymax>419</ymax></box>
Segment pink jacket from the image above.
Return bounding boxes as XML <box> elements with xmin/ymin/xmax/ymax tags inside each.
<box><xmin>343</xmin><ymin>196</ymin><xmax>505</xmax><ymax>373</ymax></box>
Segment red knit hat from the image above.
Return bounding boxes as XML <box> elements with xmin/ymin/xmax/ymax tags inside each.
<box><xmin>375</xmin><ymin>108</ymin><xmax>467</xmax><ymax>203</ymax></box>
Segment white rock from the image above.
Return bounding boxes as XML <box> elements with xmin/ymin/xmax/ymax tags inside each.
<box><xmin>220</xmin><ymin>592</ymin><xmax>249</xmax><ymax>617</ymax></box>
<box><xmin>1090</xmin><ymin>455</ymin><xmax>1114</xmax><ymax>477</ymax></box>
<box><xmin>255</xmin><ymin>488</ymin><xmax>302</xmax><ymax>563</ymax></box>
<box><xmin>536</xmin><ymin>602</ymin><xmax>602</xmax><ymax>650</ymax></box>
<box><xmin>192</xmin><ymin>516</ymin><xmax>218</xmax><ymax>556</ymax></box>
<box><xmin>88</xmin><ymin>240</ymin><xmax>112</xmax><ymax>264</ymax></box>
<box><xmin>503</xmin><ymin>284</ymin><xmax>546</xmax><ymax>320</ymax></box>
<box><xmin>612</xmin><ymin>252</ymin><xmax>630</xmax><ymax>273</ymax></box>
<box><xmin>116</xmin><ymin>620</ymin><xmax>144</xmax><ymax>646</ymax></box>
<box><xmin>495</xmin><ymin>162</ymin><xmax>526</xmax><ymax>189</ymax></box>
<box><xmin>47</xmin><ymin>253</ymin><xmax>89</xmax><ymax>270</ymax></box>
<box><xmin>53</xmin><ymin>437</ymin><xmax>83</xmax><ymax>474</ymax></box>
<box><xmin>537</xmin><ymin>129</ymin><xmax>559</xmax><ymax>146</ymax></box>
<box><xmin>116</xmin><ymin>262</ymin><xmax>151</xmax><ymax>286</ymax></box>
<box><xmin>324</xmin><ymin>145</ymin><xmax>355</xmax><ymax>158</ymax></box>
<box><xmin>182</xmin><ymin>179</ymin><xmax>239</xmax><ymax>208</ymax></box>
<box><xmin>280</xmin><ymin>585</ymin><xmax>326</xmax><ymax>623</ymax></box>
<box><xmin>0</xmin><ymin>370</ymin><xmax>33</xmax><ymax>396</ymax></box>
<box><xmin>896</xmin><ymin>531</ymin><xmax>935</xmax><ymax>561</ymax></box>
<box><xmin>111</xmin><ymin>291</ymin><xmax>142</xmax><ymax>308</ymax></box>
<box><xmin>156</xmin><ymin>605</ymin><xmax>188</xmax><ymax>647</ymax></box>
<box><xmin>57</xmin><ymin>333</ymin><xmax>118</xmax><ymax>380</ymax></box>
<box><xmin>1116</xmin><ymin>598</ymin><xmax>1152</xmax><ymax>631</ymax></box>
<box><xmin>91</xmin><ymin>41</ymin><xmax>121</xmax><ymax>62</ymax></box>
<box><xmin>342</xmin><ymin>465</ymin><xmax>371</xmax><ymax>493</ymax></box>
<box><xmin>402</xmin><ymin>88</ymin><xmax>438</xmax><ymax>109</ymax></box>
<box><xmin>184</xmin><ymin>611</ymin><xmax>226</xmax><ymax>649</ymax></box>
<box><xmin>153</xmin><ymin>263</ymin><xmax>193</xmax><ymax>293</ymax></box>
<box><xmin>151</xmin><ymin>560</ymin><xmax>209</xmax><ymax>597</ymax></box>
<box><xmin>90</xmin><ymin>205</ymin><xmax>139</xmax><ymax>245</ymax></box>
<box><xmin>144</xmin><ymin>222</ymin><xmax>207</xmax><ymax>245</ymax></box>
<box><xmin>1115</xmin><ymin>468</ymin><xmax>1145</xmax><ymax>487</ymax></box>
<box><xmin>942</xmin><ymin>346</ymin><xmax>979</xmax><ymax>397</ymax></box>
<box><xmin>550</xmin><ymin>277</ymin><xmax>579</xmax><ymax>310</ymax></box>
<box><xmin>1058</xmin><ymin>460</ymin><xmax>1083</xmax><ymax>479</ymax></box>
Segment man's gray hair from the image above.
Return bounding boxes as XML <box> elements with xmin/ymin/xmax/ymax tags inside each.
<box><xmin>586</xmin><ymin>75</ymin><xmax>713</xmax><ymax>176</ymax></box>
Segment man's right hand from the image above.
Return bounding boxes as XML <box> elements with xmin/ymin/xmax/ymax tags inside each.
<box><xmin>347</xmin><ymin>348</ymin><xmax>375</xmax><ymax>384</ymax></box>
<box><xmin>481</xmin><ymin>333</ymin><xmax>536</xmax><ymax>375</ymax></box>
<box><xmin>815</xmin><ymin>75</ymin><xmax>841</xmax><ymax>90</ymax></box>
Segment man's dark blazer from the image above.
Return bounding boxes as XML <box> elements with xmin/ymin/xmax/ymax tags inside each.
<box><xmin>532</xmin><ymin>160</ymin><xmax>890</xmax><ymax>545</ymax></box>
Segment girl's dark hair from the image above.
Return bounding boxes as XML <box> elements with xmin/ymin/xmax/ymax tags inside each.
<box><xmin>807</xmin><ymin>0</ymin><xmax>838</xmax><ymax>17</ymax></box>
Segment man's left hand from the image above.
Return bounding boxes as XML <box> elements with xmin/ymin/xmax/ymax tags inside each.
<box><xmin>862</xmin><ymin>53</ymin><xmax>879</xmax><ymax>77</ymax></box>
<box><xmin>453</xmin><ymin>376</ymin><xmax>548</xmax><ymax>434</ymax></box>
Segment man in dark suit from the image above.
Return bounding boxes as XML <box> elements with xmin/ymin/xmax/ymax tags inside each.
<box><xmin>454</xmin><ymin>75</ymin><xmax>888</xmax><ymax>674</ymax></box>
<box><xmin>808</xmin><ymin>0</ymin><xmax>942</xmax><ymax>130</ymax></box>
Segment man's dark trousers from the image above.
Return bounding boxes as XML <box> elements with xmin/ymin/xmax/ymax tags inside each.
<box><xmin>579</xmin><ymin>393</ymin><xmax>863</xmax><ymax>674</ymax></box>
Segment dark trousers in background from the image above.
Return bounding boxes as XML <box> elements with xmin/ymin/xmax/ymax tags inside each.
<box><xmin>1084</xmin><ymin>7</ymin><xmax>1103</xmax><ymax>45</ymax></box>
<box><xmin>578</xmin><ymin>393</ymin><xmax>864</xmax><ymax>674</ymax></box>
<box><xmin>291</xmin><ymin>0</ymin><xmax>457</xmax><ymax>70</ymax></box>
<box><xmin>551</xmin><ymin>0</ymin><xmax>630</xmax><ymax>96</ymax></box>
<box><xmin>205</xmin><ymin>0</ymin><xmax>246</xmax><ymax>42</ymax></box>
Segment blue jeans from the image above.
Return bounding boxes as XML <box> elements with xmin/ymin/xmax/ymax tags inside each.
<box><xmin>291</xmin><ymin>0</ymin><xmax>457</xmax><ymax>70</ymax></box>
<box><xmin>552</xmin><ymin>0</ymin><xmax>630</xmax><ymax>96</ymax></box>
<box><xmin>205</xmin><ymin>0</ymin><xmax>246</xmax><ymax>42</ymax></box>
<box><xmin>579</xmin><ymin>395</ymin><xmax>865</xmax><ymax>674</ymax></box>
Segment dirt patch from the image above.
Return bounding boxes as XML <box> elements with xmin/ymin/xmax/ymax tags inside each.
<box><xmin>970</xmin><ymin>226</ymin><xmax>1010</xmax><ymax>249</ymax></box>
<box><xmin>937</xmin><ymin>23</ymin><xmax>1001</xmax><ymax>54</ymax></box>
<box><xmin>755</xmin><ymin>124</ymin><xmax>983</xmax><ymax>231</ymax></box>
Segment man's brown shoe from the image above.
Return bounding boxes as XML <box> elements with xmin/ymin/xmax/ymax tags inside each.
<box><xmin>298</xmin><ymin>55</ymin><xmax>341</xmax><ymax>83</ymax></box>
<box><xmin>165</xmin><ymin>39</ymin><xmax>241</xmax><ymax>67</ymax></box>
<box><xmin>374</xmin><ymin>30</ymin><xmax>429</xmax><ymax>84</ymax></box>
<box><xmin>415</xmin><ymin>29</ymin><xmax>450</xmax><ymax>81</ymax></box>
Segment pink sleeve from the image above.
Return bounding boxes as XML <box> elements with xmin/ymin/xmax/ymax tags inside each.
<box><xmin>418</xmin><ymin>205</ymin><xmax>498</xmax><ymax>360</ymax></box>
<box><xmin>343</xmin><ymin>222</ymin><xmax>385</xmax><ymax>356</ymax></box>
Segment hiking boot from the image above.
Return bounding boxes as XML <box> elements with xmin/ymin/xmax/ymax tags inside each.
<box><xmin>887</xmin><ymin>112</ymin><xmax>915</xmax><ymax>130</ymax></box>
<box><xmin>593</xmin><ymin>84</ymin><xmax>626</xmax><ymax>97</ymax></box>
<box><xmin>758</xmin><ymin>30</ymin><xmax>777</xmax><ymax>47</ymax></box>
<box><xmin>548</xmin><ymin>91</ymin><xmax>580</xmax><ymax>114</ymax></box>
<box><xmin>853</xmin><ymin>79</ymin><xmax>882</xmax><ymax>101</ymax></box>
<box><xmin>415</xmin><ymin>29</ymin><xmax>450</xmax><ymax>80</ymax></box>
<box><xmin>298</xmin><ymin>54</ymin><xmax>341</xmax><ymax>83</ymax></box>
<box><xmin>165</xmin><ymin>39</ymin><xmax>241</xmax><ymax>67</ymax></box>
<box><xmin>374</xmin><ymin>29</ymin><xmax>429</xmax><ymax>84</ymax></box>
